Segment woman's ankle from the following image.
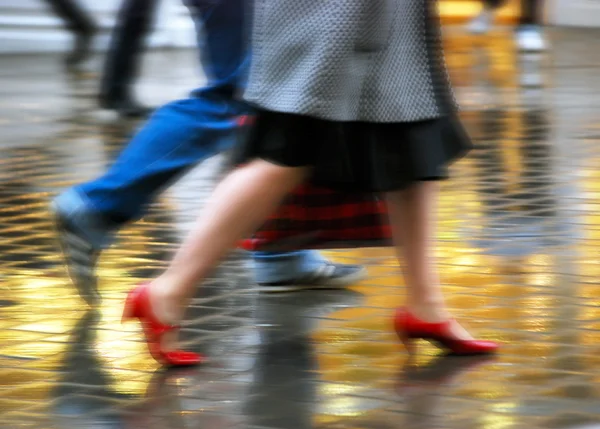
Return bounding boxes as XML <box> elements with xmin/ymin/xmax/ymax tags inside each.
<box><xmin>405</xmin><ymin>297</ymin><xmax>449</xmax><ymax>322</ymax></box>
<box><xmin>148</xmin><ymin>277</ymin><xmax>187</xmax><ymax>325</ymax></box>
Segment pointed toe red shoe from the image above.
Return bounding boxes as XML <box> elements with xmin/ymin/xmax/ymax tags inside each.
<box><xmin>122</xmin><ymin>283</ymin><xmax>204</xmax><ymax>367</ymax></box>
<box><xmin>394</xmin><ymin>307</ymin><xmax>499</xmax><ymax>356</ymax></box>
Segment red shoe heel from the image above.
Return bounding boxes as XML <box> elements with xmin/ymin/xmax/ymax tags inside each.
<box><xmin>394</xmin><ymin>307</ymin><xmax>499</xmax><ymax>356</ymax></box>
<box><xmin>122</xmin><ymin>283</ymin><xmax>204</xmax><ymax>367</ymax></box>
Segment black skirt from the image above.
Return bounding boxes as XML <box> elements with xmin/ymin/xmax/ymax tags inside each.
<box><xmin>232</xmin><ymin>109</ymin><xmax>472</xmax><ymax>192</ymax></box>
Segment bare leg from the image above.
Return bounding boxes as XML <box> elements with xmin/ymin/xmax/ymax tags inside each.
<box><xmin>150</xmin><ymin>160</ymin><xmax>309</xmax><ymax>349</ymax></box>
<box><xmin>386</xmin><ymin>182</ymin><xmax>474</xmax><ymax>341</ymax></box>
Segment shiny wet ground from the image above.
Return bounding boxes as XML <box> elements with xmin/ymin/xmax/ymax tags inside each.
<box><xmin>2</xmin><ymin>27</ymin><xmax>600</xmax><ymax>429</ymax></box>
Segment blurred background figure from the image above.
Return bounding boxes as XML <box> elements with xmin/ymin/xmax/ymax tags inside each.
<box><xmin>43</xmin><ymin>0</ymin><xmax>97</xmax><ymax>69</ymax></box>
<box><xmin>99</xmin><ymin>0</ymin><xmax>159</xmax><ymax>118</ymax></box>
<box><xmin>468</xmin><ymin>0</ymin><xmax>546</xmax><ymax>52</ymax></box>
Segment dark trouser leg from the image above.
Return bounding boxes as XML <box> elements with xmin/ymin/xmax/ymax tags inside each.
<box><xmin>483</xmin><ymin>0</ymin><xmax>541</xmax><ymax>26</ymax></box>
<box><xmin>44</xmin><ymin>0</ymin><xmax>97</xmax><ymax>66</ymax></box>
<box><xmin>44</xmin><ymin>0</ymin><xmax>96</xmax><ymax>34</ymax></box>
<box><xmin>519</xmin><ymin>0</ymin><xmax>540</xmax><ymax>26</ymax></box>
<box><xmin>76</xmin><ymin>0</ymin><xmax>251</xmax><ymax>227</ymax></box>
<box><xmin>99</xmin><ymin>0</ymin><xmax>160</xmax><ymax>109</ymax></box>
<box><xmin>482</xmin><ymin>0</ymin><xmax>506</xmax><ymax>10</ymax></box>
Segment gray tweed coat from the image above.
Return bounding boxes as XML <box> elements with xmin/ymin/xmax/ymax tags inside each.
<box><xmin>243</xmin><ymin>0</ymin><xmax>457</xmax><ymax>123</ymax></box>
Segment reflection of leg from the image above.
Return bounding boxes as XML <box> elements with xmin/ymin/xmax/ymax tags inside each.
<box><xmin>52</xmin><ymin>311</ymin><xmax>125</xmax><ymax>426</ymax></box>
<box><xmin>99</xmin><ymin>0</ymin><xmax>159</xmax><ymax>116</ymax></box>
<box><xmin>387</xmin><ymin>183</ymin><xmax>499</xmax><ymax>354</ymax></box>
<box><xmin>398</xmin><ymin>355</ymin><xmax>496</xmax><ymax>428</ymax></box>
<box><xmin>477</xmin><ymin>109</ymin><xmax>509</xmax><ymax>218</ymax></box>
<box><xmin>519</xmin><ymin>52</ymin><xmax>544</xmax><ymax>88</ymax></box>
<box><xmin>44</xmin><ymin>0</ymin><xmax>97</xmax><ymax>67</ymax></box>
<box><xmin>519</xmin><ymin>108</ymin><xmax>555</xmax><ymax>222</ymax></box>
<box><xmin>247</xmin><ymin>303</ymin><xmax>316</xmax><ymax>429</ymax></box>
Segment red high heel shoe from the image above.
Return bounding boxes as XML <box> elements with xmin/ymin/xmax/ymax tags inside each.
<box><xmin>122</xmin><ymin>283</ymin><xmax>204</xmax><ymax>367</ymax></box>
<box><xmin>394</xmin><ymin>308</ymin><xmax>499</xmax><ymax>356</ymax></box>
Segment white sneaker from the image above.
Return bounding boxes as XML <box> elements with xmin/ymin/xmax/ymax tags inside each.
<box><xmin>468</xmin><ymin>10</ymin><xmax>494</xmax><ymax>34</ymax></box>
<box><xmin>516</xmin><ymin>26</ymin><xmax>546</xmax><ymax>52</ymax></box>
<box><xmin>257</xmin><ymin>263</ymin><xmax>367</xmax><ymax>293</ymax></box>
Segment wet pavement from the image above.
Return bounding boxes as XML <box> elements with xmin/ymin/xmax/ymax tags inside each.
<box><xmin>2</xmin><ymin>27</ymin><xmax>600</xmax><ymax>429</ymax></box>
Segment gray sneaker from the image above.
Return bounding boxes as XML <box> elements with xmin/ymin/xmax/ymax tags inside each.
<box><xmin>257</xmin><ymin>262</ymin><xmax>368</xmax><ymax>293</ymax></box>
<box><xmin>50</xmin><ymin>190</ymin><xmax>115</xmax><ymax>306</ymax></box>
<box><xmin>468</xmin><ymin>10</ymin><xmax>494</xmax><ymax>35</ymax></box>
<box><xmin>515</xmin><ymin>25</ymin><xmax>546</xmax><ymax>52</ymax></box>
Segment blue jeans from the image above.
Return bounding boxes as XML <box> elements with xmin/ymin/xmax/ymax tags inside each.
<box><xmin>72</xmin><ymin>0</ymin><xmax>325</xmax><ymax>284</ymax></box>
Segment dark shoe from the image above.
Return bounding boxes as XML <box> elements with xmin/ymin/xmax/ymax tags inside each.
<box><xmin>257</xmin><ymin>262</ymin><xmax>367</xmax><ymax>293</ymax></box>
<box><xmin>65</xmin><ymin>29</ymin><xmax>96</xmax><ymax>69</ymax></box>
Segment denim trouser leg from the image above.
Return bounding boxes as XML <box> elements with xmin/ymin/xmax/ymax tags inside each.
<box><xmin>79</xmin><ymin>0</ymin><xmax>249</xmax><ymax>222</ymax></box>
<box><xmin>76</xmin><ymin>95</ymin><xmax>244</xmax><ymax>222</ymax></box>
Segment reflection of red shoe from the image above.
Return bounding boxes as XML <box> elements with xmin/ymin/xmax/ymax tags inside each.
<box><xmin>122</xmin><ymin>283</ymin><xmax>204</xmax><ymax>367</ymax></box>
<box><xmin>396</xmin><ymin>354</ymin><xmax>496</xmax><ymax>394</ymax></box>
<box><xmin>394</xmin><ymin>308</ymin><xmax>499</xmax><ymax>356</ymax></box>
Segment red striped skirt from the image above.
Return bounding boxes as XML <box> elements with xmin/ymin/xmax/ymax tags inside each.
<box><xmin>239</xmin><ymin>184</ymin><xmax>392</xmax><ymax>251</ymax></box>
